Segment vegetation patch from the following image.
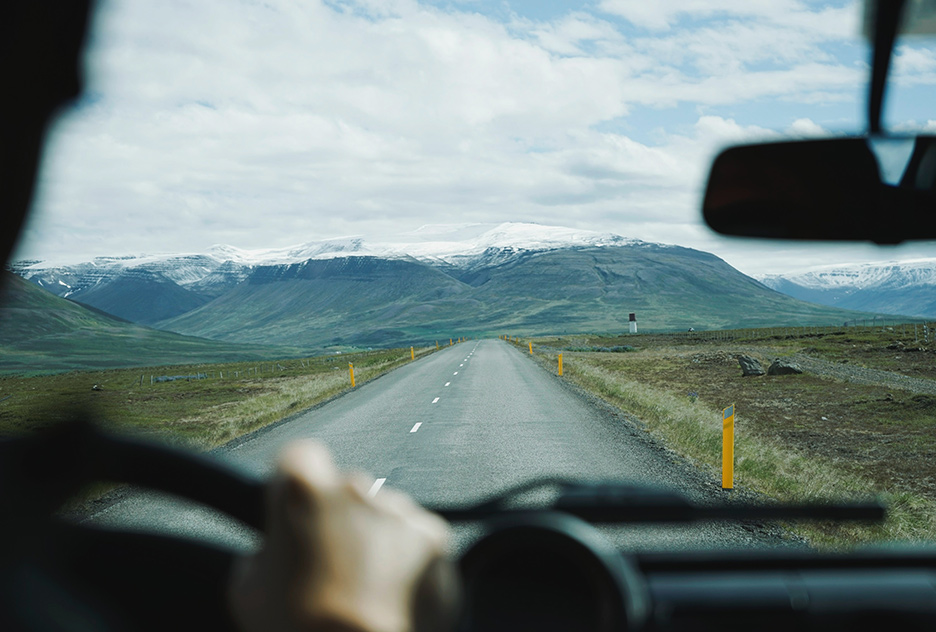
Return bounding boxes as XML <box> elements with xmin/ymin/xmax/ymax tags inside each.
<box><xmin>0</xmin><ymin>346</ymin><xmax>435</xmax><ymax>450</ymax></box>
<box><xmin>522</xmin><ymin>326</ymin><xmax>936</xmax><ymax>548</ymax></box>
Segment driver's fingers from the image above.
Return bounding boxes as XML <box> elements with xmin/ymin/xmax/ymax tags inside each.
<box><xmin>274</xmin><ymin>442</ymin><xmax>448</xmax><ymax>549</ymax></box>
<box><xmin>371</xmin><ymin>485</ymin><xmax>449</xmax><ymax>548</ymax></box>
<box><xmin>277</xmin><ymin>440</ymin><xmax>341</xmax><ymax>494</ymax></box>
<box><xmin>345</xmin><ymin>471</ymin><xmax>377</xmax><ymax>500</ymax></box>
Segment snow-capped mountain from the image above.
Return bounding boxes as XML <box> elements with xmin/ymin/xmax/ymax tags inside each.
<box><xmin>8</xmin><ymin>222</ymin><xmax>647</xmax><ymax>324</ymax></box>
<box><xmin>10</xmin><ymin>223</ymin><xmax>644</xmax><ymax>295</ymax></box>
<box><xmin>758</xmin><ymin>259</ymin><xmax>936</xmax><ymax>318</ymax></box>
<box><xmin>187</xmin><ymin>223</ymin><xmax>641</xmax><ymax>268</ymax></box>
<box><xmin>6</xmin><ymin>221</ymin><xmax>871</xmax><ymax>349</ymax></box>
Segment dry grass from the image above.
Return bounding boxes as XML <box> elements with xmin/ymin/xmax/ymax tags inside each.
<box><xmin>0</xmin><ymin>347</ymin><xmax>433</xmax><ymax>450</ymax></box>
<box><xmin>524</xmin><ymin>336</ymin><xmax>936</xmax><ymax>549</ymax></box>
<box><xmin>165</xmin><ymin>354</ymin><xmax>415</xmax><ymax>449</ymax></box>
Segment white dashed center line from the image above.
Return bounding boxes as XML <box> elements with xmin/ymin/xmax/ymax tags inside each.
<box><xmin>410</xmin><ymin>422</ymin><xmax>422</xmax><ymax>433</ymax></box>
<box><xmin>432</xmin><ymin>397</ymin><xmax>440</xmax><ymax>404</ymax></box>
<box><xmin>444</xmin><ymin>382</ymin><xmax>451</xmax><ymax>387</ymax></box>
<box><xmin>459</xmin><ymin>364</ymin><xmax>464</xmax><ymax>367</ymax></box>
<box><xmin>453</xmin><ymin>372</ymin><xmax>458</xmax><ymax>375</ymax></box>
<box><xmin>367</xmin><ymin>478</ymin><xmax>386</xmax><ymax>498</ymax></box>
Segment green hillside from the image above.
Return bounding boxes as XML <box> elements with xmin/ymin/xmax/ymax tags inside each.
<box><xmin>0</xmin><ymin>272</ymin><xmax>306</xmax><ymax>374</ymax></box>
<box><xmin>157</xmin><ymin>247</ymin><xmax>877</xmax><ymax>348</ymax></box>
<box><xmin>159</xmin><ymin>256</ymin><xmax>470</xmax><ymax>346</ymax></box>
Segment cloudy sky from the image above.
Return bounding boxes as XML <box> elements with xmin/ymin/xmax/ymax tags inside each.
<box><xmin>14</xmin><ymin>0</ymin><xmax>936</xmax><ymax>275</ymax></box>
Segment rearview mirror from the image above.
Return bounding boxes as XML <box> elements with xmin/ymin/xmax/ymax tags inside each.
<box><xmin>702</xmin><ymin>136</ymin><xmax>936</xmax><ymax>244</ymax></box>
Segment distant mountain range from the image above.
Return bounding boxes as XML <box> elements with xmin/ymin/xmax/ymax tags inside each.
<box><xmin>8</xmin><ymin>223</ymin><xmax>881</xmax><ymax>352</ymax></box>
<box><xmin>758</xmin><ymin>259</ymin><xmax>936</xmax><ymax>319</ymax></box>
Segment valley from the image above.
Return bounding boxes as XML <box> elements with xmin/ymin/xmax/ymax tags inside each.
<box><xmin>9</xmin><ymin>224</ymin><xmax>881</xmax><ymax>358</ymax></box>
<box><xmin>0</xmin><ymin>272</ymin><xmax>307</xmax><ymax>374</ymax></box>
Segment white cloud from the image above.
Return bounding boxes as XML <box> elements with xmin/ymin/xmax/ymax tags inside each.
<box><xmin>596</xmin><ymin>0</ymin><xmax>860</xmax><ymax>36</ymax></box>
<box><xmin>14</xmin><ymin>0</ymin><xmax>936</xmax><ymax>276</ymax></box>
<box><xmin>787</xmin><ymin>117</ymin><xmax>828</xmax><ymax>136</ymax></box>
<box><xmin>892</xmin><ymin>45</ymin><xmax>936</xmax><ymax>86</ymax></box>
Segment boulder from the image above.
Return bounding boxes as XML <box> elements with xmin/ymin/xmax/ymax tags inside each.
<box><xmin>767</xmin><ymin>360</ymin><xmax>803</xmax><ymax>375</ymax></box>
<box><xmin>737</xmin><ymin>355</ymin><xmax>765</xmax><ymax>376</ymax></box>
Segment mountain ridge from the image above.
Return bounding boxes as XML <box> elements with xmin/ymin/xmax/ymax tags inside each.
<box><xmin>758</xmin><ymin>259</ymin><xmax>936</xmax><ymax>318</ymax></box>
<box><xmin>6</xmin><ymin>223</ymin><xmax>896</xmax><ymax>352</ymax></box>
<box><xmin>11</xmin><ymin>222</ymin><xmax>643</xmax><ymax>274</ymax></box>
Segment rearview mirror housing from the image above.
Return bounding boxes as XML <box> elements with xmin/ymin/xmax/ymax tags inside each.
<box><xmin>702</xmin><ymin>136</ymin><xmax>936</xmax><ymax>244</ymax></box>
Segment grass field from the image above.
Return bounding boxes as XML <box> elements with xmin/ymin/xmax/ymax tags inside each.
<box><xmin>521</xmin><ymin>324</ymin><xmax>936</xmax><ymax>548</ymax></box>
<box><xmin>0</xmin><ymin>346</ymin><xmax>436</xmax><ymax>450</ymax></box>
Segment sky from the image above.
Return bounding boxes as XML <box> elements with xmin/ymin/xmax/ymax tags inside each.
<box><xmin>14</xmin><ymin>0</ymin><xmax>936</xmax><ymax>276</ymax></box>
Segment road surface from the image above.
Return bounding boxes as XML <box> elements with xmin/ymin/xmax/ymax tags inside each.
<box><xmin>87</xmin><ymin>339</ymin><xmax>794</xmax><ymax>552</ymax></box>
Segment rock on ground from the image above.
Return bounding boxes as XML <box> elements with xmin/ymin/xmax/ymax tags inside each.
<box><xmin>767</xmin><ymin>360</ymin><xmax>804</xmax><ymax>375</ymax></box>
<box><xmin>737</xmin><ymin>355</ymin><xmax>765</xmax><ymax>377</ymax></box>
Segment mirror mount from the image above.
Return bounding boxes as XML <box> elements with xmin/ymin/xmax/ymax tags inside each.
<box><xmin>868</xmin><ymin>0</ymin><xmax>908</xmax><ymax>134</ymax></box>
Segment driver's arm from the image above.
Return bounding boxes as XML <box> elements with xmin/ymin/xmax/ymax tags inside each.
<box><xmin>227</xmin><ymin>441</ymin><xmax>459</xmax><ymax>632</ymax></box>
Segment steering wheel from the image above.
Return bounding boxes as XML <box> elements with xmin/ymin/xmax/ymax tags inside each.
<box><xmin>0</xmin><ymin>421</ymin><xmax>653</xmax><ymax>632</ymax></box>
<box><xmin>1</xmin><ymin>421</ymin><xmax>896</xmax><ymax>632</ymax></box>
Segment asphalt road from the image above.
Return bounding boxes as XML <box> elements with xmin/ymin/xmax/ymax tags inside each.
<box><xmin>87</xmin><ymin>339</ymin><xmax>795</xmax><ymax>553</ymax></box>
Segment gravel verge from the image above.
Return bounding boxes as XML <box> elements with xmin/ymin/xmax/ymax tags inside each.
<box><xmin>789</xmin><ymin>353</ymin><xmax>936</xmax><ymax>396</ymax></box>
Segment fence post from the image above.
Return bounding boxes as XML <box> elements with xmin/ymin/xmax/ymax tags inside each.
<box><xmin>722</xmin><ymin>404</ymin><xmax>735</xmax><ymax>490</ymax></box>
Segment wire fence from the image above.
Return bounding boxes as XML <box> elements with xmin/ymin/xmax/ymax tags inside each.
<box><xmin>139</xmin><ymin>345</ymin><xmax>436</xmax><ymax>386</ymax></box>
<box><xmin>663</xmin><ymin>320</ymin><xmax>935</xmax><ymax>343</ymax></box>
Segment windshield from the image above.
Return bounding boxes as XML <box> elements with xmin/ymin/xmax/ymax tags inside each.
<box><xmin>4</xmin><ymin>0</ymin><xmax>936</xmax><ymax>553</ymax></box>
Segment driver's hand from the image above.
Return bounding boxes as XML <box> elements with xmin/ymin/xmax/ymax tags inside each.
<box><xmin>228</xmin><ymin>441</ymin><xmax>458</xmax><ymax>632</ymax></box>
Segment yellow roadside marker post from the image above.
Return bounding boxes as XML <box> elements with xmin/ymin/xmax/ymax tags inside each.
<box><xmin>722</xmin><ymin>404</ymin><xmax>735</xmax><ymax>490</ymax></box>
<box><xmin>436</xmin><ymin>341</ymin><xmax>439</xmax><ymax>350</ymax></box>
<box><xmin>411</xmin><ymin>346</ymin><xmax>415</xmax><ymax>360</ymax></box>
<box><xmin>529</xmin><ymin>342</ymin><xmax>533</xmax><ymax>354</ymax></box>
<box><xmin>558</xmin><ymin>353</ymin><xmax>563</xmax><ymax>376</ymax></box>
<box><xmin>349</xmin><ymin>363</ymin><xmax>356</xmax><ymax>388</ymax></box>
<box><xmin>450</xmin><ymin>338</ymin><xmax>453</xmax><ymax>346</ymax></box>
